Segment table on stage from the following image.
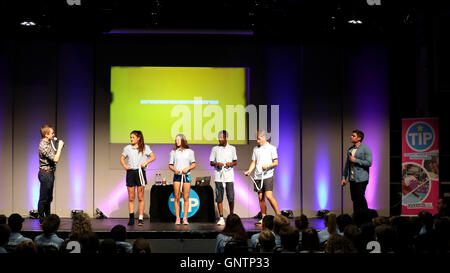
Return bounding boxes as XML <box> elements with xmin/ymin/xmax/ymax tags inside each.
<box><xmin>149</xmin><ymin>184</ymin><xmax>216</xmax><ymax>222</ymax></box>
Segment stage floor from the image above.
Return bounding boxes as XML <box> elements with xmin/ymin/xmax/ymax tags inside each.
<box><xmin>21</xmin><ymin>217</ymin><xmax>325</xmax><ymax>240</ymax></box>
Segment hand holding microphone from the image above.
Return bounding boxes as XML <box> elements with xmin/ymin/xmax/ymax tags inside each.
<box><xmin>51</xmin><ymin>137</ymin><xmax>65</xmax><ymax>152</ymax></box>
<box><xmin>57</xmin><ymin>138</ymin><xmax>65</xmax><ymax>150</ymax></box>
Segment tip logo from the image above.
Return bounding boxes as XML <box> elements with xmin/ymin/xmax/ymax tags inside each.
<box><xmin>168</xmin><ymin>189</ymin><xmax>200</xmax><ymax>218</ymax></box>
<box><xmin>406</xmin><ymin>122</ymin><xmax>435</xmax><ymax>152</ymax></box>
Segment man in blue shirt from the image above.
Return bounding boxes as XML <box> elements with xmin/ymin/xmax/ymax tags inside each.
<box><xmin>34</xmin><ymin>214</ymin><xmax>64</xmax><ymax>251</ymax></box>
<box><xmin>7</xmin><ymin>214</ymin><xmax>32</xmax><ymax>251</ymax></box>
<box><xmin>341</xmin><ymin>129</ymin><xmax>372</xmax><ymax>212</ymax></box>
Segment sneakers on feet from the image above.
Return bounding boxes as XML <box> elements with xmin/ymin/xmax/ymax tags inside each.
<box><xmin>217</xmin><ymin>218</ymin><xmax>225</xmax><ymax>226</ymax></box>
<box><xmin>138</xmin><ymin>219</ymin><xmax>144</xmax><ymax>226</ymax></box>
<box><xmin>175</xmin><ymin>218</ymin><xmax>181</xmax><ymax>225</ymax></box>
<box><xmin>183</xmin><ymin>218</ymin><xmax>189</xmax><ymax>225</ymax></box>
<box><xmin>128</xmin><ymin>218</ymin><xmax>135</xmax><ymax>226</ymax></box>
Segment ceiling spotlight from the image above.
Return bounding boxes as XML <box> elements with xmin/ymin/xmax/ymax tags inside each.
<box><xmin>348</xmin><ymin>20</ymin><xmax>363</xmax><ymax>25</ymax></box>
<box><xmin>20</xmin><ymin>21</ymin><xmax>36</xmax><ymax>26</ymax></box>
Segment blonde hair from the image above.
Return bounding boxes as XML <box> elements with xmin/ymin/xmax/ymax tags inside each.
<box><xmin>257</xmin><ymin>130</ymin><xmax>268</xmax><ymax>140</ymax></box>
<box><xmin>69</xmin><ymin>213</ymin><xmax>92</xmax><ymax>241</ymax></box>
<box><xmin>40</xmin><ymin>125</ymin><xmax>54</xmax><ymax>138</ymax></box>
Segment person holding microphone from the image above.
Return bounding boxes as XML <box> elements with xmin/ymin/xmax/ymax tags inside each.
<box><xmin>38</xmin><ymin>125</ymin><xmax>64</xmax><ymax>224</ymax></box>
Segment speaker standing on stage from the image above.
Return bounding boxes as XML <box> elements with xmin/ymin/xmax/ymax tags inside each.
<box><xmin>169</xmin><ymin>134</ymin><xmax>196</xmax><ymax>225</ymax></box>
<box><xmin>210</xmin><ymin>130</ymin><xmax>237</xmax><ymax>226</ymax></box>
<box><xmin>244</xmin><ymin>130</ymin><xmax>280</xmax><ymax>226</ymax></box>
<box><xmin>120</xmin><ymin>130</ymin><xmax>156</xmax><ymax>226</ymax></box>
<box><xmin>38</xmin><ymin>125</ymin><xmax>64</xmax><ymax>224</ymax></box>
<box><xmin>341</xmin><ymin>129</ymin><xmax>372</xmax><ymax>212</ymax></box>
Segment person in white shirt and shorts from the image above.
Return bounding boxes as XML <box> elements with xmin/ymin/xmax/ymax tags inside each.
<box><xmin>120</xmin><ymin>130</ymin><xmax>156</xmax><ymax>226</ymax></box>
<box><xmin>210</xmin><ymin>130</ymin><xmax>237</xmax><ymax>226</ymax></box>
<box><xmin>245</xmin><ymin>130</ymin><xmax>280</xmax><ymax>225</ymax></box>
<box><xmin>169</xmin><ymin>134</ymin><xmax>197</xmax><ymax>225</ymax></box>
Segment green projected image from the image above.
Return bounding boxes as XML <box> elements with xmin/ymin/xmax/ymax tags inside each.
<box><xmin>110</xmin><ymin>67</ymin><xmax>248</xmax><ymax>144</ymax></box>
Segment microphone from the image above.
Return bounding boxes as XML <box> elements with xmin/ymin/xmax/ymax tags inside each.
<box><xmin>51</xmin><ymin>137</ymin><xmax>65</xmax><ymax>151</ymax></box>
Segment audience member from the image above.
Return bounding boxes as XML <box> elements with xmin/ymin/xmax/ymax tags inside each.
<box><xmin>0</xmin><ymin>224</ymin><xmax>11</xmax><ymax>253</ymax></box>
<box><xmin>295</xmin><ymin>214</ymin><xmax>309</xmax><ymax>231</ymax></box>
<box><xmin>0</xmin><ymin>215</ymin><xmax>6</xmax><ymax>225</ymax></box>
<box><xmin>15</xmin><ymin>241</ymin><xmax>38</xmax><ymax>255</ymax></box>
<box><xmin>390</xmin><ymin>216</ymin><xmax>416</xmax><ymax>253</ymax></box>
<box><xmin>299</xmin><ymin>228</ymin><xmax>322</xmax><ymax>253</ymax></box>
<box><xmin>34</xmin><ymin>214</ymin><xmax>64</xmax><ymax>252</ymax></box>
<box><xmin>415</xmin><ymin>211</ymin><xmax>436</xmax><ymax>253</ymax></box>
<box><xmin>111</xmin><ymin>224</ymin><xmax>132</xmax><ymax>253</ymax></box>
<box><xmin>359</xmin><ymin>222</ymin><xmax>376</xmax><ymax>253</ymax></box>
<box><xmin>78</xmin><ymin>232</ymin><xmax>100</xmax><ymax>254</ymax></box>
<box><xmin>434</xmin><ymin>197</ymin><xmax>449</xmax><ymax>219</ymax></box>
<box><xmin>280</xmin><ymin>226</ymin><xmax>300</xmax><ymax>253</ymax></box>
<box><xmin>216</xmin><ymin>214</ymin><xmax>248</xmax><ymax>253</ymax></box>
<box><xmin>7</xmin><ymin>213</ymin><xmax>32</xmax><ymax>251</ymax></box>
<box><xmin>250</xmin><ymin>215</ymin><xmax>274</xmax><ymax>249</ymax></box>
<box><xmin>318</xmin><ymin>212</ymin><xmax>337</xmax><ymax>244</ymax></box>
<box><xmin>272</xmin><ymin>214</ymin><xmax>290</xmax><ymax>247</ymax></box>
<box><xmin>433</xmin><ymin>216</ymin><xmax>450</xmax><ymax>254</ymax></box>
<box><xmin>344</xmin><ymin>224</ymin><xmax>363</xmax><ymax>253</ymax></box>
<box><xmin>99</xmin><ymin>238</ymin><xmax>117</xmax><ymax>254</ymax></box>
<box><xmin>69</xmin><ymin>212</ymin><xmax>93</xmax><ymax>241</ymax></box>
<box><xmin>258</xmin><ymin>230</ymin><xmax>275</xmax><ymax>253</ymax></box>
<box><xmin>336</xmin><ymin>214</ymin><xmax>352</xmax><ymax>234</ymax></box>
<box><xmin>133</xmin><ymin>238</ymin><xmax>151</xmax><ymax>254</ymax></box>
<box><xmin>324</xmin><ymin>234</ymin><xmax>357</xmax><ymax>254</ymax></box>
<box><xmin>295</xmin><ymin>214</ymin><xmax>309</xmax><ymax>248</ymax></box>
<box><xmin>372</xmin><ymin>216</ymin><xmax>389</xmax><ymax>227</ymax></box>
<box><xmin>375</xmin><ymin>224</ymin><xmax>397</xmax><ymax>253</ymax></box>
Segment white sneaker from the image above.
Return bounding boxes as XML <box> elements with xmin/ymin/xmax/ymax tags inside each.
<box><xmin>217</xmin><ymin>218</ymin><xmax>225</xmax><ymax>226</ymax></box>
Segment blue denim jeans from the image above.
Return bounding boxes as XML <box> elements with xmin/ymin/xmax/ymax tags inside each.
<box><xmin>38</xmin><ymin>171</ymin><xmax>55</xmax><ymax>222</ymax></box>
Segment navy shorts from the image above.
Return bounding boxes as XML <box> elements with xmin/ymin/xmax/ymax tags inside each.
<box><xmin>126</xmin><ymin>169</ymin><xmax>147</xmax><ymax>187</ymax></box>
<box><xmin>173</xmin><ymin>174</ymin><xmax>191</xmax><ymax>183</ymax></box>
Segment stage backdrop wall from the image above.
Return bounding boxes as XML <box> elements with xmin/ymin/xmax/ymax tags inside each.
<box><xmin>0</xmin><ymin>37</ymin><xmax>389</xmax><ymax>218</ymax></box>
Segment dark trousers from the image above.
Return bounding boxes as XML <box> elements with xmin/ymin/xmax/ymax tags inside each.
<box><xmin>38</xmin><ymin>171</ymin><xmax>55</xmax><ymax>222</ymax></box>
<box><xmin>349</xmin><ymin>180</ymin><xmax>368</xmax><ymax>212</ymax></box>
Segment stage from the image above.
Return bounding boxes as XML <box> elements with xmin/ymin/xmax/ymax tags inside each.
<box><xmin>20</xmin><ymin>217</ymin><xmax>325</xmax><ymax>240</ymax></box>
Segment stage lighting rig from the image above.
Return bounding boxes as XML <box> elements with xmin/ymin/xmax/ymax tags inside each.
<box><xmin>29</xmin><ymin>210</ymin><xmax>39</xmax><ymax>219</ymax></box>
<box><xmin>316</xmin><ymin>210</ymin><xmax>330</xmax><ymax>219</ymax></box>
<box><xmin>71</xmin><ymin>210</ymin><xmax>84</xmax><ymax>219</ymax></box>
<box><xmin>95</xmin><ymin>208</ymin><xmax>108</xmax><ymax>219</ymax></box>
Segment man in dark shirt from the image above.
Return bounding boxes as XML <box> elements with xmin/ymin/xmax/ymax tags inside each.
<box><xmin>38</xmin><ymin>125</ymin><xmax>64</xmax><ymax>224</ymax></box>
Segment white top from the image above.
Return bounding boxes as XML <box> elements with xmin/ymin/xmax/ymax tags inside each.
<box><xmin>169</xmin><ymin>148</ymin><xmax>196</xmax><ymax>175</ymax></box>
<box><xmin>122</xmin><ymin>144</ymin><xmax>152</xmax><ymax>170</ymax></box>
<box><xmin>251</xmin><ymin>143</ymin><xmax>278</xmax><ymax>180</ymax></box>
<box><xmin>210</xmin><ymin>144</ymin><xmax>237</xmax><ymax>183</ymax></box>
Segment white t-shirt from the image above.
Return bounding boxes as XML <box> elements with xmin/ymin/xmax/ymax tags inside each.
<box><xmin>251</xmin><ymin>143</ymin><xmax>278</xmax><ymax>180</ymax></box>
<box><xmin>169</xmin><ymin>148</ymin><xmax>196</xmax><ymax>175</ymax></box>
<box><xmin>122</xmin><ymin>144</ymin><xmax>152</xmax><ymax>170</ymax></box>
<box><xmin>209</xmin><ymin>144</ymin><xmax>237</xmax><ymax>183</ymax></box>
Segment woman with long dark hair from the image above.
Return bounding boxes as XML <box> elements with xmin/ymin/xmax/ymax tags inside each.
<box><xmin>215</xmin><ymin>213</ymin><xmax>248</xmax><ymax>253</ymax></box>
<box><xmin>169</xmin><ymin>134</ymin><xmax>196</xmax><ymax>225</ymax></box>
<box><xmin>120</xmin><ymin>130</ymin><xmax>156</xmax><ymax>226</ymax></box>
